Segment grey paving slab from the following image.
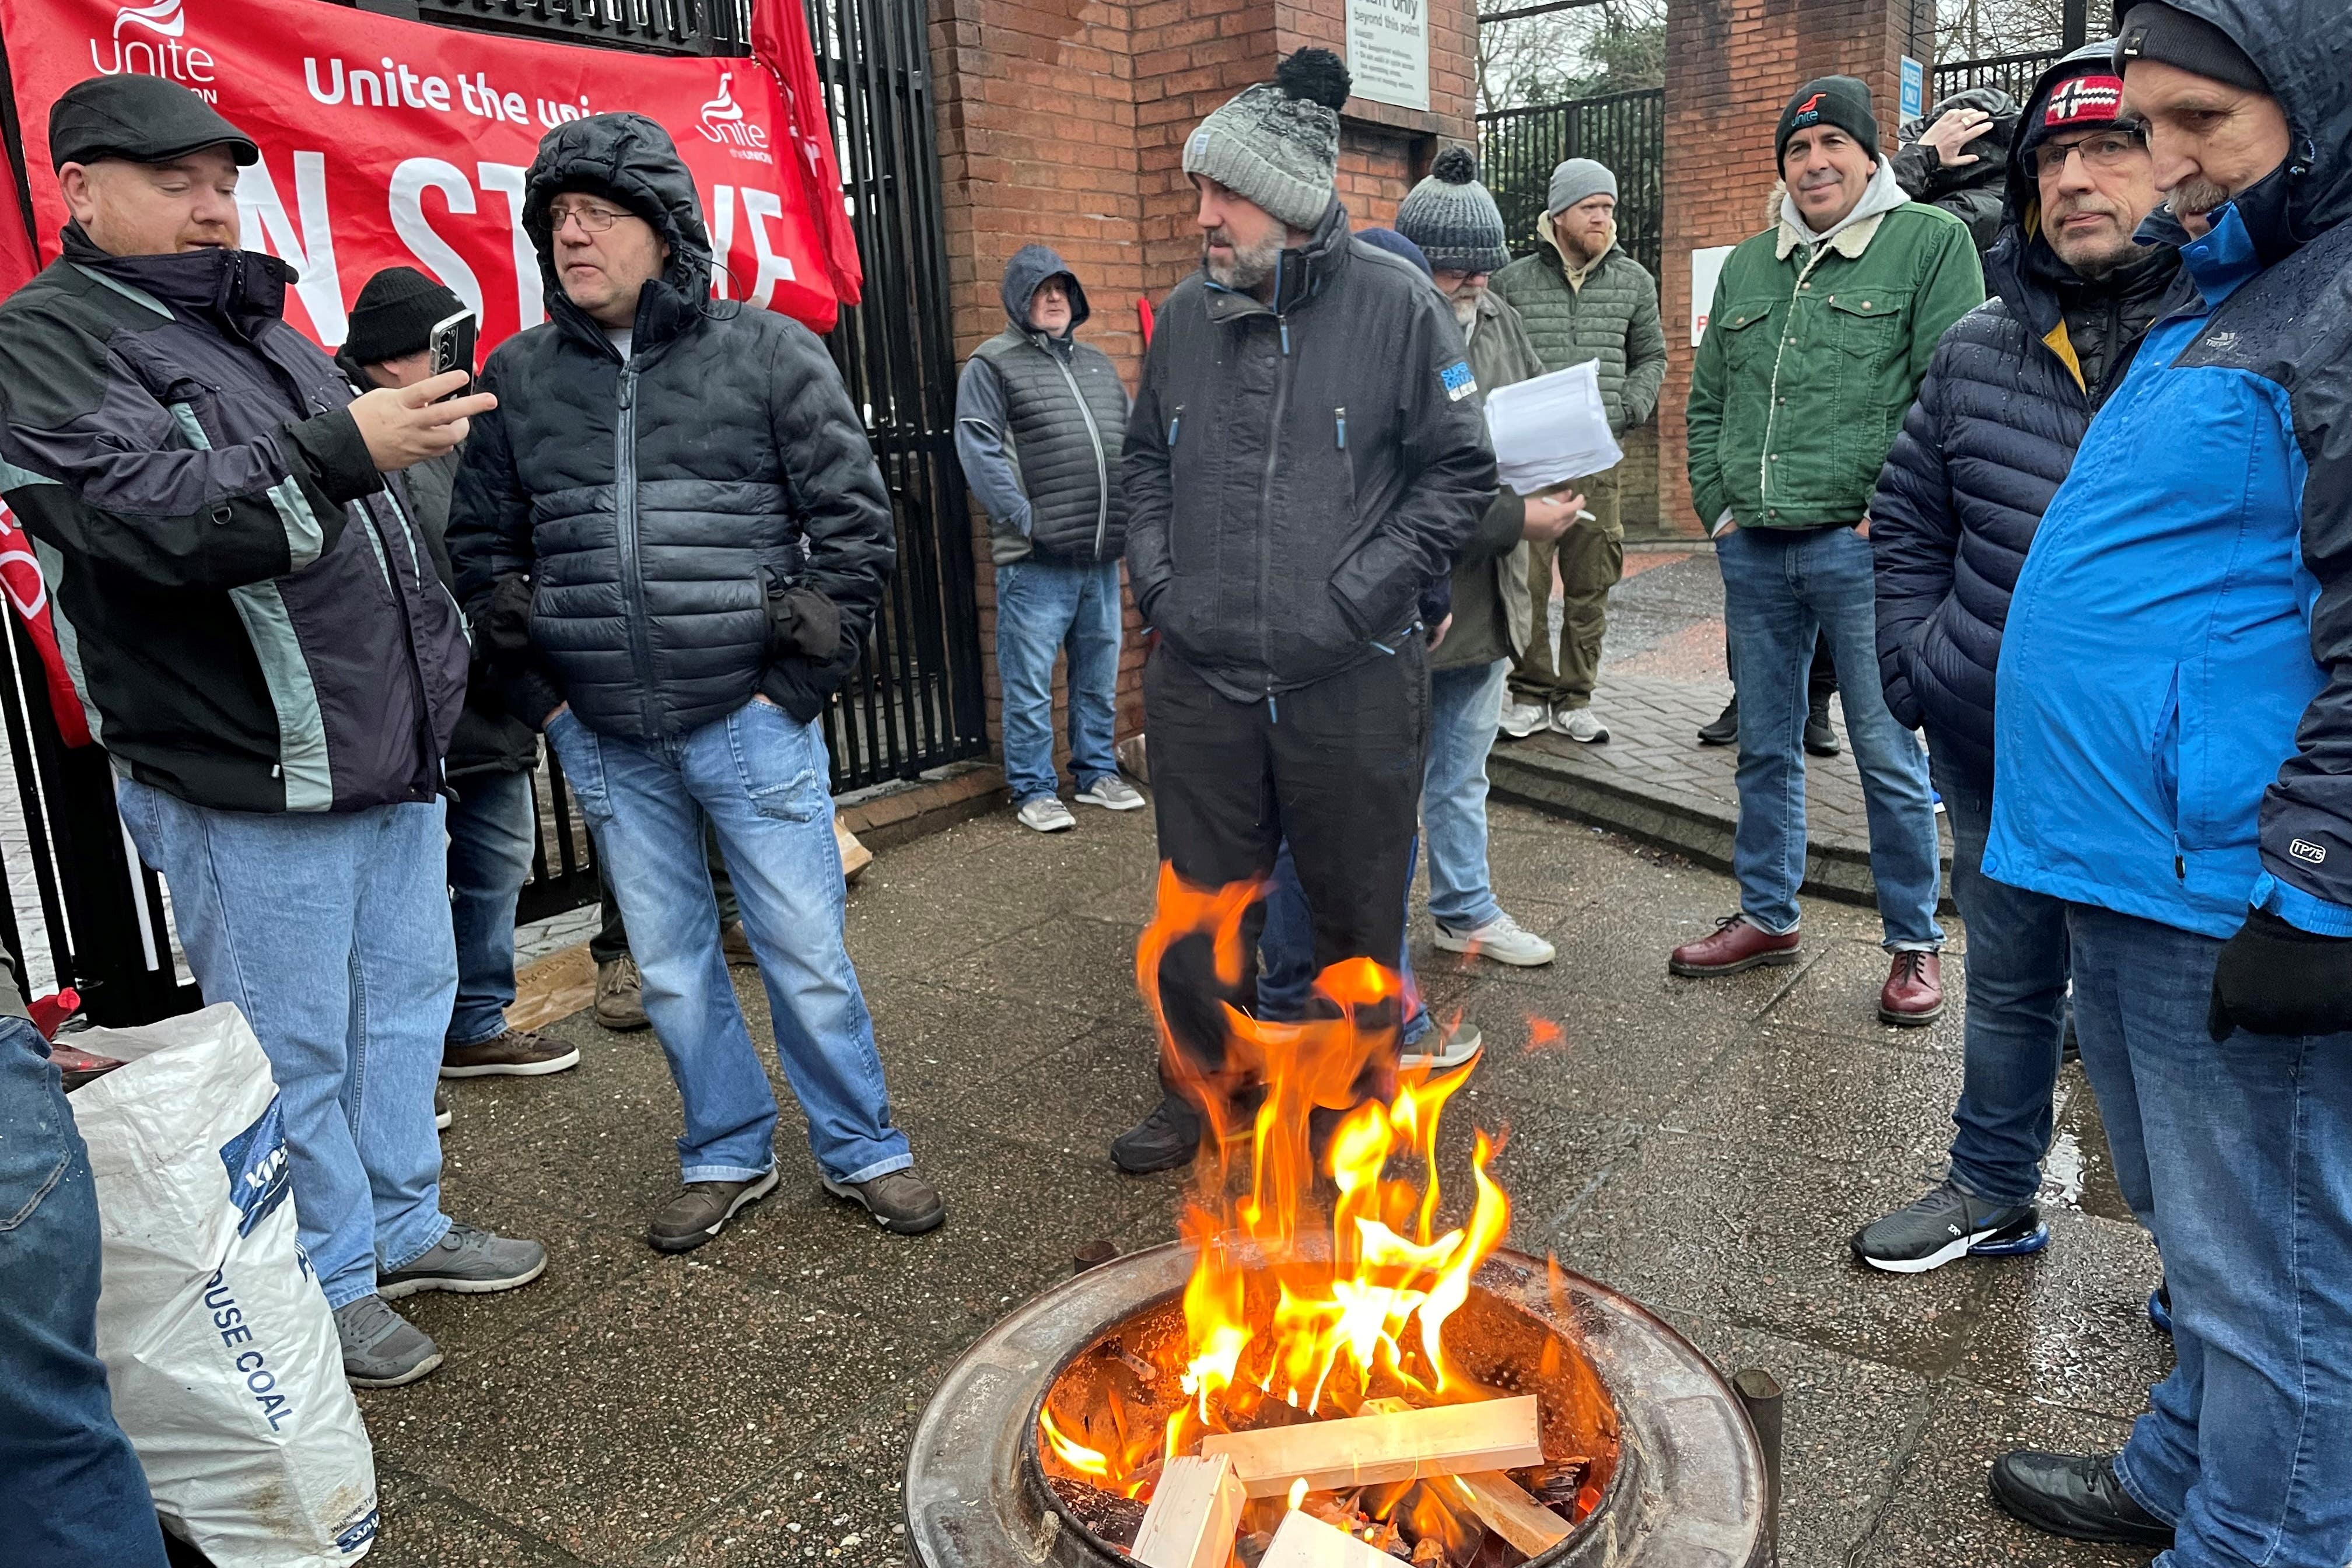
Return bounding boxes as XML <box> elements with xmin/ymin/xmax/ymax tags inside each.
<box><xmin>368</xmin><ymin>1469</ymin><xmax>593</xmax><ymax>1567</ymax></box>
<box><xmin>1952</xmin><ymin>1209</ymin><xmax>2171</xmax><ymax>1422</ymax></box>
<box><xmin>1663</xmin><ymin>1023</ymin><xmax>1967</xmax><ymax>1185</ymax></box>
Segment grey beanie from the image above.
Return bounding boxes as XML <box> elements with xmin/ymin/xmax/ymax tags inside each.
<box><xmin>1548</xmin><ymin>158</ymin><xmax>1619</xmax><ymax>216</ymax></box>
<box><xmin>1395</xmin><ymin>147</ymin><xmax>1509</xmax><ymax>274</ymax></box>
<box><xmin>1183</xmin><ymin>48</ymin><xmax>1353</xmax><ymax>231</ymax></box>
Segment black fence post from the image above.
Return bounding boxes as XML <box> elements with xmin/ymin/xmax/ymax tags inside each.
<box><xmin>2063</xmin><ymin>0</ymin><xmax>2090</xmax><ymax>50</ymax></box>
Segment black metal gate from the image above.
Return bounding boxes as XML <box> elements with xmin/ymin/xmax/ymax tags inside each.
<box><xmin>1476</xmin><ymin>88</ymin><xmax>1664</xmax><ymax>278</ymax></box>
<box><xmin>1934</xmin><ymin>48</ymin><xmax>2064</xmax><ymax>107</ymax></box>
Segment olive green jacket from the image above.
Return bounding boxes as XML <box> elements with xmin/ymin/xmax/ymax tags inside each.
<box><xmin>1490</xmin><ymin>215</ymin><xmax>1667</xmax><ymax>435</ymax></box>
<box><xmin>1686</xmin><ymin>172</ymin><xmax>1985</xmax><ymax>531</ymax></box>
<box><xmin>1437</xmin><ymin>289</ymin><xmax>1546</xmax><ymax>671</ymax></box>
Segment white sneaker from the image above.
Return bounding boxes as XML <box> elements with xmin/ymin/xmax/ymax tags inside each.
<box><xmin>1433</xmin><ymin>911</ymin><xmax>1557</xmax><ymax>967</ymax></box>
<box><xmin>1498</xmin><ymin>699</ymin><xmax>1549</xmax><ymax>739</ymax></box>
<box><xmin>1076</xmin><ymin>776</ymin><xmax>1146</xmax><ymax>811</ymax></box>
<box><xmin>1553</xmin><ymin>706</ymin><xmax>1610</xmax><ymax>743</ymax></box>
<box><xmin>1017</xmin><ymin>795</ymin><xmax>1076</xmax><ymax>833</ymax></box>
<box><xmin>1401</xmin><ymin>1020</ymin><xmax>1483</xmax><ymax>1070</ymax></box>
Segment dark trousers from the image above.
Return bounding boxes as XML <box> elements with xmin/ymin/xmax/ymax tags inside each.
<box><xmin>590</xmin><ymin>818</ymin><xmax>738</xmax><ymax>965</ymax></box>
<box><xmin>1143</xmin><ymin>643</ymin><xmax>1429</xmax><ymax>1100</ymax></box>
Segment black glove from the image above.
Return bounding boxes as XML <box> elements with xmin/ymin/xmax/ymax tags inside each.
<box><xmin>481</xmin><ymin>573</ymin><xmax>534</xmax><ymax>661</ymax></box>
<box><xmin>2208</xmin><ymin>907</ymin><xmax>2352</xmax><ymax>1041</ymax></box>
<box><xmin>761</xmin><ymin>569</ymin><xmax>842</xmax><ymax>663</ymax></box>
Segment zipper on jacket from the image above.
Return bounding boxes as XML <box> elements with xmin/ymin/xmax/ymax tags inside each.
<box><xmin>614</xmin><ymin>366</ymin><xmax>660</xmax><ymax>737</ymax></box>
<box><xmin>1045</xmin><ymin>346</ymin><xmax>1113</xmax><ymax>562</ymax></box>
<box><xmin>1335</xmin><ymin>407</ymin><xmax>1347</xmax><ymax>449</ymax></box>
<box><xmin>1168</xmin><ymin>409</ymin><xmax>1182</xmax><ymax>446</ymax></box>
<box><xmin>1258</xmin><ymin>255</ymin><xmax>1294</xmax><ymax>690</ymax></box>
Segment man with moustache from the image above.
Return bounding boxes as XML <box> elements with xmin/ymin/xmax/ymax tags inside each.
<box><xmin>1111</xmin><ymin>49</ymin><xmax>1497</xmax><ymax>1174</ymax></box>
<box><xmin>1974</xmin><ymin>2</ymin><xmax>2352</xmax><ymax>1558</ymax></box>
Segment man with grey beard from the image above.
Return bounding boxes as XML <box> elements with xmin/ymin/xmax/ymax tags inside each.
<box><xmin>1112</xmin><ymin>48</ymin><xmax>1498</xmax><ymax>1175</ymax></box>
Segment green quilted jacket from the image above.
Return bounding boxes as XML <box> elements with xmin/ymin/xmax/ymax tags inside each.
<box><xmin>1490</xmin><ymin>217</ymin><xmax>1668</xmax><ymax>435</ymax></box>
<box><xmin>1686</xmin><ymin>190</ymin><xmax>1984</xmax><ymax>531</ymax></box>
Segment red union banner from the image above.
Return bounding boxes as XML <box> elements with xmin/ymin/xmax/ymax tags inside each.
<box><xmin>0</xmin><ymin>0</ymin><xmax>862</xmax><ymax>347</ymax></box>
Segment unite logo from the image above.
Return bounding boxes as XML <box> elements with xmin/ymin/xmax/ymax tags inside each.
<box><xmin>90</xmin><ymin>0</ymin><xmax>219</xmax><ymax>99</ymax></box>
<box><xmin>696</xmin><ymin>71</ymin><xmax>772</xmax><ymax>161</ymax></box>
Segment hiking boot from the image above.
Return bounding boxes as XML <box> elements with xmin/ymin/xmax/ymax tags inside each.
<box><xmin>1696</xmin><ymin>698</ymin><xmax>1739</xmax><ymax>746</ymax></box>
<box><xmin>723</xmin><ymin>921</ymin><xmax>757</xmax><ymax>968</ymax></box>
<box><xmin>822</xmin><ymin>1167</ymin><xmax>947</xmax><ymax>1234</ymax></box>
<box><xmin>1076</xmin><ymin>776</ymin><xmax>1147</xmax><ymax>811</ymax></box>
<box><xmin>1017</xmin><ymin>795</ymin><xmax>1076</xmax><ymax>834</ymax></box>
<box><xmin>335</xmin><ymin>1294</ymin><xmax>443</xmax><ymax>1389</ymax></box>
<box><xmin>1552</xmin><ymin>706</ymin><xmax>1610</xmax><ymax>744</ymax></box>
<box><xmin>1804</xmin><ymin>696</ymin><xmax>1841</xmax><ymax>756</ymax></box>
<box><xmin>433</xmin><ymin>1083</ymin><xmax>453</xmax><ymax>1131</ymax></box>
<box><xmin>594</xmin><ymin>956</ymin><xmax>650</xmax><ymax>1031</ymax></box>
<box><xmin>1433</xmin><ymin>911</ymin><xmax>1556</xmax><ymax>968</ymax></box>
<box><xmin>1989</xmin><ymin>1451</ymin><xmax>2174</xmax><ymax>1548</ymax></box>
<box><xmin>1851</xmin><ymin>1180</ymin><xmax>2048</xmax><ymax>1274</ymax></box>
<box><xmin>1497</xmin><ymin>699</ymin><xmax>1549</xmax><ymax>740</ymax></box>
<box><xmin>1880</xmin><ymin>950</ymin><xmax>1945</xmax><ymax>1026</ymax></box>
<box><xmin>378</xmin><ymin>1222</ymin><xmax>548</xmax><ymax>1299</ymax></box>
<box><xmin>649</xmin><ymin>1168</ymin><xmax>780</xmax><ymax>1254</ymax></box>
<box><xmin>441</xmin><ymin>1027</ymin><xmax>580</xmax><ymax>1079</ymax></box>
<box><xmin>1401</xmin><ymin>1020</ymin><xmax>1483</xmax><ymax>1071</ymax></box>
<box><xmin>1111</xmin><ymin>1095</ymin><xmax>1202</xmax><ymax>1175</ymax></box>
<box><xmin>1670</xmin><ymin>914</ymin><xmax>1801</xmax><ymax>976</ymax></box>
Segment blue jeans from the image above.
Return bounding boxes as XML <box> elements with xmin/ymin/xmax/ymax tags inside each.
<box><xmin>2067</xmin><ymin>903</ymin><xmax>2352</xmax><ymax>1567</ymax></box>
<box><xmin>996</xmin><ymin>559</ymin><xmax>1123</xmax><ymax>803</ymax></box>
<box><xmin>0</xmin><ymin>1017</ymin><xmax>168</xmax><ymax>1568</ymax></box>
<box><xmin>1717</xmin><ymin>526</ymin><xmax>1941</xmax><ymax>948</ymax></box>
<box><xmin>445</xmin><ymin>768</ymin><xmax>537</xmax><ymax>1048</ymax></box>
<box><xmin>1423</xmin><ymin>658</ymin><xmax>1509</xmax><ymax>933</ymax></box>
<box><xmin>544</xmin><ymin>701</ymin><xmax>911</xmax><ymax>1186</ymax></box>
<box><xmin>1260</xmin><ymin>839</ymin><xmax>1430</xmax><ymax>1046</ymax></box>
<box><xmin>117</xmin><ymin>778</ymin><xmax>453</xmax><ymax>1310</ymax></box>
<box><xmin>1934</xmin><ymin>760</ymin><xmax>2068</xmax><ymax>1204</ymax></box>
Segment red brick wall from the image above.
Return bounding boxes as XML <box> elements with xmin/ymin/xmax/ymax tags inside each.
<box><xmin>1656</xmin><ymin>0</ymin><xmax>1930</xmax><ymax>536</ymax></box>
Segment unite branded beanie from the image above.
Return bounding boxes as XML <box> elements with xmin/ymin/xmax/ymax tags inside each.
<box><xmin>1394</xmin><ymin>148</ymin><xmax>1510</xmax><ymax>274</ymax></box>
<box><xmin>1776</xmin><ymin>76</ymin><xmax>1880</xmax><ymax>164</ymax></box>
<box><xmin>1182</xmin><ymin>48</ymin><xmax>1353</xmax><ymax>232</ymax></box>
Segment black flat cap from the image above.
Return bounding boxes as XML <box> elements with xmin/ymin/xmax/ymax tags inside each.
<box><xmin>49</xmin><ymin>75</ymin><xmax>259</xmax><ymax>170</ymax></box>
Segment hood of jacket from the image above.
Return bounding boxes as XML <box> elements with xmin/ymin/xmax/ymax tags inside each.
<box><xmin>1899</xmin><ymin>87</ymin><xmax>2021</xmax><ymax>197</ymax></box>
<box><xmin>523</xmin><ymin>113</ymin><xmax>717</xmax><ymax>358</ymax></box>
<box><xmin>60</xmin><ymin>222</ymin><xmax>296</xmax><ymax>338</ymax></box>
<box><xmin>999</xmin><ymin>243</ymin><xmax>1090</xmax><ymax>337</ymax></box>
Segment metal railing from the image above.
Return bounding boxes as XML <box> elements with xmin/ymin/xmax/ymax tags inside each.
<box><xmin>1933</xmin><ymin>49</ymin><xmax>2064</xmax><ymax>107</ymax></box>
<box><xmin>414</xmin><ymin>0</ymin><xmax>754</xmax><ymax>55</ymax></box>
<box><xmin>1476</xmin><ymin>88</ymin><xmax>1665</xmax><ymax>279</ymax></box>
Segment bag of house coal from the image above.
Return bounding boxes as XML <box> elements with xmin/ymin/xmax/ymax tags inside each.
<box><xmin>68</xmin><ymin>1002</ymin><xmax>378</xmax><ymax>1566</ymax></box>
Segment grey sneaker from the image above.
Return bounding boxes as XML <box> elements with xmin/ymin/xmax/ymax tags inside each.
<box><xmin>594</xmin><ymin>956</ymin><xmax>650</xmax><ymax>1031</ymax></box>
<box><xmin>335</xmin><ymin>1294</ymin><xmax>443</xmax><ymax>1388</ymax></box>
<box><xmin>822</xmin><ymin>1167</ymin><xmax>946</xmax><ymax>1234</ymax></box>
<box><xmin>649</xmin><ymin>1168</ymin><xmax>780</xmax><ymax>1254</ymax></box>
<box><xmin>1497</xmin><ymin>698</ymin><xmax>1549</xmax><ymax>739</ymax></box>
<box><xmin>1432</xmin><ymin>911</ymin><xmax>1557</xmax><ymax>967</ymax></box>
<box><xmin>1017</xmin><ymin>795</ymin><xmax>1076</xmax><ymax>833</ymax></box>
<box><xmin>1401</xmin><ymin>1020</ymin><xmax>1483</xmax><ymax>1070</ymax></box>
<box><xmin>1850</xmin><ymin>1180</ymin><xmax>2049</xmax><ymax>1274</ymax></box>
<box><xmin>1553</xmin><ymin>706</ymin><xmax>1611</xmax><ymax>744</ymax></box>
<box><xmin>377</xmin><ymin>1222</ymin><xmax>548</xmax><ymax>1300</ymax></box>
<box><xmin>1076</xmin><ymin>775</ymin><xmax>1146</xmax><ymax>811</ymax></box>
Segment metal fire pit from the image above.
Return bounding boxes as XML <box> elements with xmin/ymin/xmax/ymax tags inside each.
<box><xmin>905</xmin><ymin>1242</ymin><xmax>1771</xmax><ymax>1567</ymax></box>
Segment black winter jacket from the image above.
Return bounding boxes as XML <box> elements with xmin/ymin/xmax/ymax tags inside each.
<box><xmin>0</xmin><ymin>229</ymin><xmax>466</xmax><ymax>813</ymax></box>
<box><xmin>1891</xmin><ymin>88</ymin><xmax>2021</xmax><ymax>258</ymax></box>
<box><xmin>447</xmin><ymin>114</ymin><xmax>894</xmax><ymax>741</ymax></box>
<box><xmin>1124</xmin><ymin>200</ymin><xmax>1498</xmax><ymax>702</ymax></box>
<box><xmin>1871</xmin><ymin>45</ymin><xmax>2182</xmax><ymax>788</ymax></box>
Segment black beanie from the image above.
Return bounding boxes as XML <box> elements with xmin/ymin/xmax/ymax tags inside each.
<box><xmin>1777</xmin><ymin>76</ymin><xmax>1880</xmax><ymax>165</ymax></box>
<box><xmin>2115</xmin><ymin>4</ymin><xmax>2269</xmax><ymax>97</ymax></box>
<box><xmin>342</xmin><ymin>267</ymin><xmax>466</xmax><ymax>365</ymax></box>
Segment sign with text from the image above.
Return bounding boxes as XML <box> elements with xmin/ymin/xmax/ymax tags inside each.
<box><xmin>1346</xmin><ymin>0</ymin><xmax>1429</xmax><ymax>113</ymax></box>
<box><xmin>1900</xmin><ymin>56</ymin><xmax>1926</xmax><ymax>121</ymax></box>
<box><xmin>0</xmin><ymin>0</ymin><xmax>862</xmax><ymax>349</ymax></box>
<box><xmin>1689</xmin><ymin>244</ymin><xmax>1733</xmax><ymax>346</ymax></box>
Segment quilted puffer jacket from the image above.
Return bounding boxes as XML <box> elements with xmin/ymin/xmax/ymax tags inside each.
<box><xmin>447</xmin><ymin>113</ymin><xmax>894</xmax><ymax>741</ymax></box>
<box><xmin>1489</xmin><ymin>216</ymin><xmax>1667</xmax><ymax>434</ymax></box>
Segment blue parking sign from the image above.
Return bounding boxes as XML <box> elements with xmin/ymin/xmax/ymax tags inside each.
<box><xmin>1900</xmin><ymin>56</ymin><xmax>1925</xmax><ymax>119</ymax></box>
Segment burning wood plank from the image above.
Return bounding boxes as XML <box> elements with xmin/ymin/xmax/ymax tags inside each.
<box><xmin>1199</xmin><ymin>1395</ymin><xmax>1544</xmax><ymax>1499</ymax></box>
<box><xmin>1258</xmin><ymin>1507</ymin><xmax>1406</xmax><ymax>1568</ymax></box>
<box><xmin>1450</xmin><ymin>1470</ymin><xmax>1571</xmax><ymax>1556</ymax></box>
<box><xmin>1129</xmin><ymin>1454</ymin><xmax>1245</xmax><ymax>1568</ymax></box>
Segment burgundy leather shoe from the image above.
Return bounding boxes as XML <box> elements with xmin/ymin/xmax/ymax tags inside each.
<box><xmin>1670</xmin><ymin>915</ymin><xmax>1803</xmax><ymax>977</ymax></box>
<box><xmin>1880</xmin><ymin>950</ymin><xmax>1945</xmax><ymax>1026</ymax></box>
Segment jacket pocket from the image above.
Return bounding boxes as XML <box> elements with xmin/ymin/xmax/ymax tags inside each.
<box><xmin>1827</xmin><ymin>290</ymin><xmax>1909</xmax><ymax>362</ymax></box>
<box><xmin>1716</xmin><ymin>302</ymin><xmax>1776</xmax><ymax>373</ymax></box>
<box><xmin>2150</xmin><ymin>663</ymin><xmax>2182</xmax><ymax>856</ymax></box>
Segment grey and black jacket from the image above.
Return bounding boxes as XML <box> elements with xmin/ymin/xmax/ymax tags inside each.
<box><xmin>1891</xmin><ymin>88</ymin><xmax>2022</xmax><ymax>258</ymax></box>
<box><xmin>0</xmin><ymin>228</ymin><xmax>466</xmax><ymax>813</ymax></box>
<box><xmin>447</xmin><ymin>114</ymin><xmax>895</xmax><ymax>741</ymax></box>
<box><xmin>1124</xmin><ymin>200</ymin><xmax>1499</xmax><ymax>702</ymax></box>
<box><xmin>955</xmin><ymin>246</ymin><xmax>1130</xmax><ymax>567</ymax></box>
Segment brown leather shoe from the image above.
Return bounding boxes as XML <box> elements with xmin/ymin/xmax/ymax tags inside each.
<box><xmin>1880</xmin><ymin>950</ymin><xmax>1945</xmax><ymax>1026</ymax></box>
<box><xmin>1670</xmin><ymin>915</ymin><xmax>1803</xmax><ymax>976</ymax></box>
<box><xmin>722</xmin><ymin>921</ymin><xmax>757</xmax><ymax>968</ymax></box>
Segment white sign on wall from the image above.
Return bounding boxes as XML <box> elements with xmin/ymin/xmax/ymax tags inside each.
<box><xmin>1346</xmin><ymin>0</ymin><xmax>1429</xmax><ymax>112</ymax></box>
<box><xmin>1690</xmin><ymin>245</ymin><xmax>1735</xmax><ymax>345</ymax></box>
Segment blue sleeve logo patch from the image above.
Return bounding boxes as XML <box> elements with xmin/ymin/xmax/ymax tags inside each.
<box><xmin>1440</xmin><ymin>360</ymin><xmax>1478</xmax><ymax>402</ymax></box>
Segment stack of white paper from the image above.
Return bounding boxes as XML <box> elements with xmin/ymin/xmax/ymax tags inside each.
<box><xmin>1482</xmin><ymin>359</ymin><xmax>1622</xmax><ymax>496</ymax></box>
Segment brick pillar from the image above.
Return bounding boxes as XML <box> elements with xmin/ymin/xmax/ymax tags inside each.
<box><xmin>927</xmin><ymin>0</ymin><xmax>1478</xmax><ymax>766</ymax></box>
<box><xmin>1656</xmin><ymin>0</ymin><xmax>1932</xmax><ymax>536</ymax></box>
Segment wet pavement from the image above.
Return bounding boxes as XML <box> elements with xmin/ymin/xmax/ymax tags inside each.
<box><xmin>364</xmin><ymin>795</ymin><xmax>2168</xmax><ymax>1568</ymax></box>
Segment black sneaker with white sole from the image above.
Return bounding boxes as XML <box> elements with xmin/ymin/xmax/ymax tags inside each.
<box><xmin>648</xmin><ymin>1168</ymin><xmax>780</xmax><ymax>1254</ymax></box>
<box><xmin>1850</xmin><ymin>1179</ymin><xmax>2049</xmax><ymax>1273</ymax></box>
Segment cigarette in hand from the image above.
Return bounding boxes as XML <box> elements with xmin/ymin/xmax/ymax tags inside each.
<box><xmin>1575</xmin><ymin>509</ymin><xmax>1597</xmax><ymax>523</ymax></box>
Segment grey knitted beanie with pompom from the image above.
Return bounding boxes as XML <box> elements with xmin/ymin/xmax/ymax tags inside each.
<box><xmin>1394</xmin><ymin>145</ymin><xmax>1510</xmax><ymax>274</ymax></box>
<box><xmin>1182</xmin><ymin>48</ymin><xmax>1352</xmax><ymax>231</ymax></box>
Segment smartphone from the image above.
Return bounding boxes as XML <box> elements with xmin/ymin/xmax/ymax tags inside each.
<box><xmin>427</xmin><ymin>310</ymin><xmax>477</xmax><ymax>399</ymax></box>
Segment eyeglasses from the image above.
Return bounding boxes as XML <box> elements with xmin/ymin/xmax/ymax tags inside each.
<box><xmin>2025</xmin><ymin>127</ymin><xmax>2147</xmax><ymax>179</ymax></box>
<box><xmin>545</xmin><ymin>202</ymin><xmax>631</xmax><ymax>234</ymax></box>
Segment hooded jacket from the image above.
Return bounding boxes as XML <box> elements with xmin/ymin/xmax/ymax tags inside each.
<box><xmin>1870</xmin><ymin>44</ymin><xmax>2180</xmax><ymax>788</ymax></box>
<box><xmin>954</xmin><ymin>246</ymin><xmax>1130</xmax><ymax>567</ymax></box>
<box><xmin>0</xmin><ymin>229</ymin><xmax>466</xmax><ymax>813</ymax></box>
<box><xmin>447</xmin><ymin>114</ymin><xmax>894</xmax><ymax>741</ymax></box>
<box><xmin>1489</xmin><ymin>214</ymin><xmax>1666</xmax><ymax>436</ymax></box>
<box><xmin>1891</xmin><ymin>88</ymin><xmax>2023</xmax><ymax>257</ymax></box>
<box><xmin>1986</xmin><ymin>0</ymin><xmax>2352</xmax><ymax>939</ymax></box>
<box><xmin>1124</xmin><ymin>199</ymin><xmax>1498</xmax><ymax>703</ymax></box>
